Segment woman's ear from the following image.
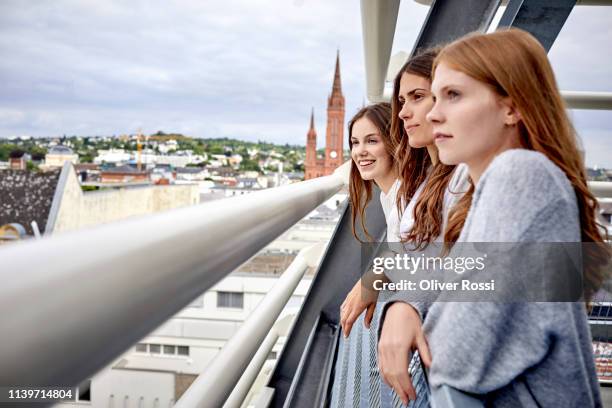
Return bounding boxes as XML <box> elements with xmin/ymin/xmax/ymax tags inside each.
<box><xmin>502</xmin><ymin>97</ymin><xmax>521</xmax><ymax>126</ymax></box>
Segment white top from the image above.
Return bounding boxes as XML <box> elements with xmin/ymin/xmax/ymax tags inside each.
<box><xmin>399</xmin><ymin>163</ymin><xmax>470</xmax><ymax>241</ymax></box>
<box><xmin>378</xmin><ymin>178</ymin><xmax>401</xmax><ymax>242</ymax></box>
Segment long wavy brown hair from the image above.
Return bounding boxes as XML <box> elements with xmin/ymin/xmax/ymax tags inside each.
<box><xmin>437</xmin><ymin>28</ymin><xmax>609</xmax><ymax>300</ymax></box>
<box><xmin>393</xmin><ymin>49</ymin><xmax>459</xmax><ymax>250</ymax></box>
<box><xmin>348</xmin><ymin>103</ymin><xmax>394</xmax><ymax>242</ymax></box>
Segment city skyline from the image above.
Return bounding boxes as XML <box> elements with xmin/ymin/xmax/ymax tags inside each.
<box><xmin>0</xmin><ymin>1</ymin><xmax>611</xmax><ymax>167</ymax></box>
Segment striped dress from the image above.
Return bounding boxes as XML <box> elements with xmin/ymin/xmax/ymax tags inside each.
<box><xmin>330</xmin><ymin>177</ymin><xmax>425</xmax><ymax>408</ymax></box>
<box><xmin>330</xmin><ymin>165</ymin><xmax>469</xmax><ymax>407</ymax></box>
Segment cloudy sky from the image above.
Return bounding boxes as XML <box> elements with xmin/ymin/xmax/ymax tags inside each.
<box><xmin>0</xmin><ymin>1</ymin><xmax>611</xmax><ymax>167</ymax></box>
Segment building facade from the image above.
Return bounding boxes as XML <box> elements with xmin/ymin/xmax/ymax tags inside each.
<box><xmin>45</xmin><ymin>145</ymin><xmax>79</xmax><ymax>168</ymax></box>
<box><xmin>304</xmin><ymin>52</ymin><xmax>345</xmax><ymax>180</ymax></box>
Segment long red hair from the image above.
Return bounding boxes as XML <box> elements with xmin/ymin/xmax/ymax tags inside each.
<box><xmin>437</xmin><ymin>28</ymin><xmax>608</xmax><ymax>299</ymax></box>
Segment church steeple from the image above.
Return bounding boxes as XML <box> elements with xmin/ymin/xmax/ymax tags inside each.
<box><xmin>328</xmin><ymin>50</ymin><xmax>344</xmax><ymax>110</ymax></box>
<box><xmin>305</xmin><ymin>53</ymin><xmax>345</xmax><ymax>180</ymax></box>
<box><xmin>332</xmin><ymin>49</ymin><xmax>342</xmax><ymax>95</ymax></box>
<box><xmin>308</xmin><ymin>108</ymin><xmax>315</xmax><ymax>134</ymax></box>
<box><xmin>305</xmin><ymin>107</ymin><xmax>317</xmax><ymax>177</ymax></box>
<box><xmin>325</xmin><ymin>51</ymin><xmax>344</xmax><ymax>173</ymax></box>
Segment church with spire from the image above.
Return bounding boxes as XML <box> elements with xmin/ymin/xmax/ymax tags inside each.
<box><xmin>304</xmin><ymin>51</ymin><xmax>345</xmax><ymax>180</ymax></box>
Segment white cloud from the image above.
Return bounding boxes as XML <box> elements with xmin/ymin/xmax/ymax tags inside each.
<box><xmin>0</xmin><ymin>0</ymin><xmax>610</xmax><ymax>165</ymax></box>
<box><xmin>0</xmin><ymin>108</ymin><xmax>26</xmax><ymax>125</ymax></box>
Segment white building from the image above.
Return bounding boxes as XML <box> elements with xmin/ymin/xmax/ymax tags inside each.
<box><xmin>156</xmin><ymin>153</ymin><xmax>206</xmax><ymax>168</ymax></box>
<box><xmin>94</xmin><ymin>149</ymin><xmax>131</xmax><ymax>165</ymax></box>
<box><xmin>175</xmin><ymin>167</ymin><xmax>210</xmax><ymax>182</ymax></box>
<box><xmin>44</xmin><ymin>145</ymin><xmax>79</xmax><ymax>168</ymax></box>
<box><xmin>158</xmin><ymin>140</ymin><xmax>178</xmax><ymax>154</ymax></box>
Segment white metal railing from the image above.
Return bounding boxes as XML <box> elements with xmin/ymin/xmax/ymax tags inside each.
<box><xmin>176</xmin><ymin>244</ymin><xmax>324</xmax><ymax>408</ymax></box>
<box><xmin>0</xmin><ymin>162</ymin><xmax>349</xmax><ymax>389</ymax></box>
<box><xmin>562</xmin><ymin>91</ymin><xmax>612</xmax><ymax>111</ymax></box>
<box><xmin>590</xmin><ymin>181</ymin><xmax>612</xmax><ymax>198</ymax></box>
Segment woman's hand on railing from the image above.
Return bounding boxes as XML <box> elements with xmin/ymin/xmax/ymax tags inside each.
<box><xmin>378</xmin><ymin>302</ymin><xmax>432</xmax><ymax>405</ymax></box>
<box><xmin>340</xmin><ymin>279</ymin><xmax>378</xmax><ymax>337</ymax></box>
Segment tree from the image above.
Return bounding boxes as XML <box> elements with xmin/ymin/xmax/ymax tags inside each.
<box><xmin>0</xmin><ymin>143</ymin><xmax>19</xmax><ymax>161</ymax></box>
<box><xmin>9</xmin><ymin>149</ymin><xmax>25</xmax><ymax>159</ymax></box>
<box><xmin>80</xmin><ymin>153</ymin><xmax>94</xmax><ymax>163</ymax></box>
<box><xmin>26</xmin><ymin>160</ymin><xmax>38</xmax><ymax>172</ymax></box>
<box><xmin>240</xmin><ymin>158</ymin><xmax>261</xmax><ymax>172</ymax></box>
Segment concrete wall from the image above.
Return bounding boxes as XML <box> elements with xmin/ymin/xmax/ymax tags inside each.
<box><xmin>120</xmin><ymin>274</ymin><xmax>312</xmax><ymax>375</ymax></box>
<box><xmin>55</xmin><ymin>364</ymin><xmax>176</xmax><ymax>408</ymax></box>
<box><xmin>48</xmin><ymin>163</ymin><xmax>199</xmax><ymax>234</ymax></box>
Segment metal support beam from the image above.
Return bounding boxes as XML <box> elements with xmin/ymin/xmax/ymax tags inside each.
<box><xmin>363</xmin><ymin>0</ymin><xmax>501</xmax><ymax>102</ymax></box>
<box><xmin>267</xmin><ymin>188</ymin><xmax>388</xmax><ymax>406</ymax></box>
<box><xmin>411</xmin><ymin>0</ymin><xmax>501</xmax><ymax>54</ymax></box>
<box><xmin>360</xmin><ymin>0</ymin><xmax>400</xmax><ymax>103</ymax></box>
<box><xmin>497</xmin><ymin>0</ymin><xmax>577</xmax><ymax>51</ymax></box>
<box><xmin>282</xmin><ymin>315</ymin><xmax>339</xmax><ymax>408</ymax></box>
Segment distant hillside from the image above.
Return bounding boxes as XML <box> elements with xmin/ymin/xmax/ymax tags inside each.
<box><xmin>147</xmin><ymin>133</ymin><xmax>304</xmax><ymax>151</ymax></box>
<box><xmin>148</xmin><ymin>131</ymin><xmax>192</xmax><ymax>142</ymax></box>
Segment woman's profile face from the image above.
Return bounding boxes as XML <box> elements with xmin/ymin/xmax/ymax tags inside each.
<box><xmin>350</xmin><ymin>117</ymin><xmax>393</xmax><ymax>181</ymax></box>
<box><xmin>397</xmin><ymin>72</ymin><xmax>435</xmax><ymax>149</ymax></box>
<box><xmin>427</xmin><ymin>62</ymin><xmax>512</xmax><ymax>168</ymax></box>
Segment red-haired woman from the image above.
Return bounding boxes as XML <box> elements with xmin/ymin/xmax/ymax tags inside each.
<box><xmin>378</xmin><ymin>28</ymin><xmax>608</xmax><ymax>406</ymax></box>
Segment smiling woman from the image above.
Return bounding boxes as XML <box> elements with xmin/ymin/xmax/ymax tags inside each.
<box><xmin>347</xmin><ymin>102</ymin><xmax>397</xmax><ymax>243</ymax></box>
<box><xmin>350</xmin><ymin>115</ymin><xmax>395</xmax><ymax>192</ymax></box>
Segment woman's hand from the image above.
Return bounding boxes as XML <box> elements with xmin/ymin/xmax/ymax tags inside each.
<box><xmin>340</xmin><ymin>279</ymin><xmax>378</xmax><ymax>337</ymax></box>
<box><xmin>378</xmin><ymin>302</ymin><xmax>432</xmax><ymax>405</ymax></box>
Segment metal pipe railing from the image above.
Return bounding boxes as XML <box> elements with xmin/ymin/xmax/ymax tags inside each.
<box><xmin>563</xmin><ymin>91</ymin><xmax>612</xmax><ymax>110</ymax></box>
<box><xmin>176</xmin><ymin>244</ymin><xmax>324</xmax><ymax>408</ymax></box>
<box><xmin>590</xmin><ymin>181</ymin><xmax>612</xmax><ymax>198</ymax></box>
<box><xmin>0</xmin><ymin>163</ymin><xmax>349</xmax><ymax>388</ymax></box>
<box><xmin>222</xmin><ymin>314</ymin><xmax>296</xmax><ymax>408</ymax></box>
<box><xmin>360</xmin><ymin>0</ymin><xmax>401</xmax><ymax>103</ymax></box>
<box><xmin>224</xmin><ymin>329</ymin><xmax>279</xmax><ymax>408</ymax></box>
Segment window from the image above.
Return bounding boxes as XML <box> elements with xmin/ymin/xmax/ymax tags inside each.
<box><xmin>138</xmin><ymin>343</ymin><xmax>189</xmax><ymax>357</ymax></box>
<box><xmin>217</xmin><ymin>291</ymin><xmax>244</xmax><ymax>309</ymax></box>
<box><xmin>77</xmin><ymin>379</ymin><xmax>91</xmax><ymax>402</ymax></box>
